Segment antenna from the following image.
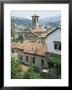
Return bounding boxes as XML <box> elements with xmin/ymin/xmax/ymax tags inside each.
<box><xmin>35</xmin><ymin>11</ymin><xmax>36</xmax><ymax>16</ymax></box>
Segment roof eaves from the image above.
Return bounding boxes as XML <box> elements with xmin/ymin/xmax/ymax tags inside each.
<box><xmin>46</xmin><ymin>26</ymin><xmax>61</xmax><ymax>36</ymax></box>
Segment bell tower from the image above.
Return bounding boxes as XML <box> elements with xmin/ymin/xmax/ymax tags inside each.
<box><xmin>32</xmin><ymin>14</ymin><xmax>39</xmax><ymax>29</ymax></box>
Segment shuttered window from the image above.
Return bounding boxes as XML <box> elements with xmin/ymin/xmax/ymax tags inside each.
<box><xmin>26</xmin><ymin>56</ymin><xmax>28</xmax><ymax>62</ymax></box>
<box><xmin>32</xmin><ymin>57</ymin><xmax>35</xmax><ymax>64</ymax></box>
<box><xmin>54</xmin><ymin>41</ymin><xmax>61</xmax><ymax>51</ymax></box>
<box><xmin>41</xmin><ymin>59</ymin><xmax>44</xmax><ymax>65</ymax></box>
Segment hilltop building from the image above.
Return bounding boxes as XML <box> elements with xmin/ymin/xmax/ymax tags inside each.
<box><xmin>11</xmin><ymin>13</ymin><xmax>61</xmax><ymax>69</ymax></box>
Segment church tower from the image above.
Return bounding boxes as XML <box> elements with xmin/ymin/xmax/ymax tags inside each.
<box><xmin>32</xmin><ymin>14</ymin><xmax>39</xmax><ymax>29</ymax></box>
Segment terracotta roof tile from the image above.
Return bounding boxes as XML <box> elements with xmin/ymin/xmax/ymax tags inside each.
<box><xmin>11</xmin><ymin>40</ymin><xmax>47</xmax><ymax>56</ymax></box>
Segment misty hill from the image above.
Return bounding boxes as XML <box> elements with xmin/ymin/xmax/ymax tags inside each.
<box><xmin>39</xmin><ymin>16</ymin><xmax>61</xmax><ymax>27</ymax></box>
<box><xmin>11</xmin><ymin>16</ymin><xmax>32</xmax><ymax>27</ymax></box>
<box><xmin>11</xmin><ymin>15</ymin><xmax>61</xmax><ymax>28</ymax></box>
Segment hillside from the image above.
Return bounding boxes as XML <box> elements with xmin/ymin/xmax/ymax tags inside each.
<box><xmin>11</xmin><ymin>15</ymin><xmax>61</xmax><ymax>28</ymax></box>
<box><xmin>11</xmin><ymin>16</ymin><xmax>32</xmax><ymax>27</ymax></box>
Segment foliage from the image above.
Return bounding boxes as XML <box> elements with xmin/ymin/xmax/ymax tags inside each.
<box><xmin>11</xmin><ymin>34</ymin><xmax>24</xmax><ymax>43</ymax></box>
<box><xmin>11</xmin><ymin>54</ymin><xmax>61</xmax><ymax>79</ymax></box>
<box><xmin>11</xmin><ymin>56</ymin><xmax>44</xmax><ymax>79</ymax></box>
<box><xmin>48</xmin><ymin>55</ymin><xmax>61</xmax><ymax>65</ymax></box>
<box><xmin>47</xmin><ymin>55</ymin><xmax>61</xmax><ymax>78</ymax></box>
<box><xmin>23</xmin><ymin>67</ymin><xmax>43</xmax><ymax>79</ymax></box>
<box><xmin>18</xmin><ymin>34</ymin><xmax>24</xmax><ymax>42</ymax></box>
<box><xmin>11</xmin><ymin>56</ymin><xmax>22</xmax><ymax>79</ymax></box>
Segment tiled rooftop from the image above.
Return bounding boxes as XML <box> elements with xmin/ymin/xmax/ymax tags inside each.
<box><xmin>11</xmin><ymin>40</ymin><xmax>47</xmax><ymax>56</ymax></box>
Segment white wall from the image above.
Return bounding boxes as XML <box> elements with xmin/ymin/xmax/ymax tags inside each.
<box><xmin>45</xmin><ymin>29</ymin><xmax>61</xmax><ymax>55</ymax></box>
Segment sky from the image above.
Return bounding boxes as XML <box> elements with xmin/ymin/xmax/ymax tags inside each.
<box><xmin>11</xmin><ymin>10</ymin><xmax>61</xmax><ymax>20</ymax></box>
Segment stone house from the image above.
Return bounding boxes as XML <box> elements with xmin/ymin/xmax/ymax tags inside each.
<box><xmin>11</xmin><ymin>41</ymin><xmax>48</xmax><ymax>69</ymax></box>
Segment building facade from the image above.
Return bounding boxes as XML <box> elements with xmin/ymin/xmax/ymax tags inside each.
<box><xmin>45</xmin><ymin>27</ymin><xmax>61</xmax><ymax>55</ymax></box>
<box><xmin>11</xmin><ymin>42</ymin><xmax>48</xmax><ymax>69</ymax></box>
<box><xmin>22</xmin><ymin>52</ymin><xmax>48</xmax><ymax>69</ymax></box>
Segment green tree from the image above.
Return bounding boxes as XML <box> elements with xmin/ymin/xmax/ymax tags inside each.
<box><xmin>11</xmin><ymin>56</ymin><xmax>22</xmax><ymax>79</ymax></box>
<box><xmin>18</xmin><ymin>34</ymin><xmax>24</xmax><ymax>42</ymax></box>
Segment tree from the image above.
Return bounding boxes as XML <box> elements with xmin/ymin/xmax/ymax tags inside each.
<box><xmin>11</xmin><ymin>56</ymin><xmax>22</xmax><ymax>79</ymax></box>
<box><xmin>18</xmin><ymin>34</ymin><xmax>24</xmax><ymax>42</ymax></box>
<box><xmin>45</xmin><ymin>52</ymin><xmax>61</xmax><ymax>79</ymax></box>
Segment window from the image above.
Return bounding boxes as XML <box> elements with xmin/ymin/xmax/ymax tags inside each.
<box><xmin>26</xmin><ymin>56</ymin><xmax>28</xmax><ymax>62</ymax></box>
<box><xmin>59</xmin><ymin>44</ymin><xmax>61</xmax><ymax>50</ymax></box>
<box><xmin>12</xmin><ymin>49</ymin><xmax>14</xmax><ymax>53</ymax></box>
<box><xmin>54</xmin><ymin>44</ymin><xmax>58</xmax><ymax>50</ymax></box>
<box><xmin>20</xmin><ymin>56</ymin><xmax>22</xmax><ymax>60</ymax></box>
<box><xmin>32</xmin><ymin>57</ymin><xmax>35</xmax><ymax>64</ymax></box>
<box><xmin>19</xmin><ymin>56</ymin><xmax>22</xmax><ymax>61</ymax></box>
<box><xmin>41</xmin><ymin>59</ymin><xmax>44</xmax><ymax>66</ymax></box>
<box><xmin>54</xmin><ymin>41</ymin><xmax>61</xmax><ymax>50</ymax></box>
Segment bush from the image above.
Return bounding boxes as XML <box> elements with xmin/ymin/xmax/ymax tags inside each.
<box><xmin>23</xmin><ymin>67</ymin><xmax>43</xmax><ymax>79</ymax></box>
<box><xmin>11</xmin><ymin>56</ymin><xmax>22</xmax><ymax>79</ymax></box>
